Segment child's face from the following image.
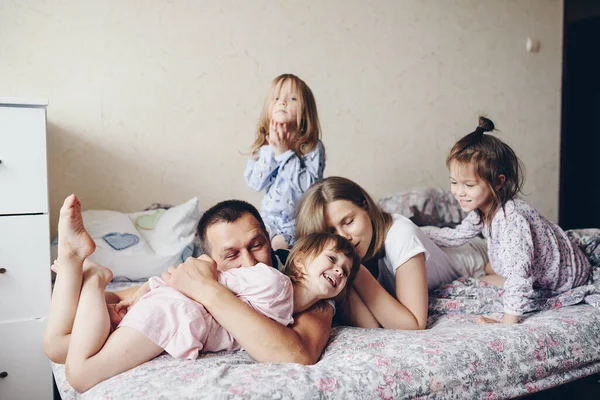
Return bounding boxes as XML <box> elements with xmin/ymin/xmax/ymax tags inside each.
<box><xmin>449</xmin><ymin>161</ymin><xmax>494</xmax><ymax>214</ymax></box>
<box><xmin>323</xmin><ymin>200</ymin><xmax>372</xmax><ymax>260</ymax></box>
<box><xmin>300</xmin><ymin>245</ymin><xmax>353</xmax><ymax>300</ymax></box>
<box><xmin>270</xmin><ymin>80</ymin><xmax>299</xmax><ymax>126</ymax></box>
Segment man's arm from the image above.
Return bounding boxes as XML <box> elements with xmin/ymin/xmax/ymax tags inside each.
<box><xmin>161</xmin><ymin>257</ymin><xmax>333</xmax><ymax>364</ymax></box>
<box><xmin>203</xmin><ymin>281</ymin><xmax>332</xmax><ymax>364</ymax></box>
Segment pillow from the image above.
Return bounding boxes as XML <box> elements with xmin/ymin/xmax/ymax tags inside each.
<box><xmin>51</xmin><ymin>197</ymin><xmax>201</xmax><ymax>281</ymax></box>
<box><xmin>566</xmin><ymin>228</ymin><xmax>600</xmax><ymax>273</ymax></box>
<box><xmin>378</xmin><ymin>187</ymin><xmax>467</xmax><ymax>228</ymax></box>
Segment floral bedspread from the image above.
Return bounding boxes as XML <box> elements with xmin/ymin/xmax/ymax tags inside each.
<box><xmin>52</xmin><ymin>229</ymin><xmax>600</xmax><ymax>399</ymax></box>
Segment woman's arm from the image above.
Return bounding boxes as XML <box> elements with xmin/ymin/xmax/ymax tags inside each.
<box><xmin>162</xmin><ymin>257</ymin><xmax>333</xmax><ymax>364</ymax></box>
<box><xmin>343</xmin><ymin>287</ymin><xmax>381</xmax><ymax>328</ymax></box>
<box><xmin>352</xmin><ymin>254</ymin><xmax>428</xmax><ymax>330</ymax></box>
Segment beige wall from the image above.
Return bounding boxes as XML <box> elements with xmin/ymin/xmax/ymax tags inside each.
<box><xmin>0</xmin><ymin>0</ymin><xmax>564</xmax><ymax>236</ymax></box>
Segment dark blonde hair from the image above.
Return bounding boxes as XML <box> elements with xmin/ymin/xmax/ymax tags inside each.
<box><xmin>447</xmin><ymin>117</ymin><xmax>525</xmax><ymax>229</ymax></box>
<box><xmin>296</xmin><ymin>177</ymin><xmax>393</xmax><ymax>262</ymax></box>
<box><xmin>250</xmin><ymin>74</ymin><xmax>321</xmax><ymax>158</ymax></box>
<box><xmin>285</xmin><ymin>232</ymin><xmax>361</xmax><ymax>304</ymax></box>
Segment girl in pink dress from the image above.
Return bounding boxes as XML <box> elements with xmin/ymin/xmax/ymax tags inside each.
<box><xmin>45</xmin><ymin>195</ymin><xmax>359</xmax><ymax>393</ymax></box>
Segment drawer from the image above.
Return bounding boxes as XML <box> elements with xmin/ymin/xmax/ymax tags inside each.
<box><xmin>0</xmin><ymin>214</ymin><xmax>51</xmax><ymax>321</ymax></box>
<box><xmin>0</xmin><ymin>106</ymin><xmax>48</xmax><ymax>215</ymax></box>
<box><xmin>0</xmin><ymin>319</ymin><xmax>52</xmax><ymax>400</ymax></box>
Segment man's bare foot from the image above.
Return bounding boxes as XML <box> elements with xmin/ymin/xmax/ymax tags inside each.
<box><xmin>57</xmin><ymin>194</ymin><xmax>96</xmax><ymax>265</ymax></box>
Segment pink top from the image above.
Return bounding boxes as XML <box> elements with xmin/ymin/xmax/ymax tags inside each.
<box><xmin>118</xmin><ymin>263</ymin><xmax>295</xmax><ymax>359</ymax></box>
<box><xmin>426</xmin><ymin>198</ymin><xmax>591</xmax><ymax>315</ymax></box>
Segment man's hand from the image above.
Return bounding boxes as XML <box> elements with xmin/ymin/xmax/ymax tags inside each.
<box><xmin>161</xmin><ymin>255</ymin><xmax>219</xmax><ymax>303</ymax></box>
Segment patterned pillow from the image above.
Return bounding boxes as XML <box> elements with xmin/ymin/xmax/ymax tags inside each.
<box><xmin>378</xmin><ymin>187</ymin><xmax>467</xmax><ymax>228</ymax></box>
<box><xmin>52</xmin><ymin>198</ymin><xmax>201</xmax><ymax>281</ymax></box>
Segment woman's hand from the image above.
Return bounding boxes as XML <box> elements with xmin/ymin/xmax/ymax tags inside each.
<box><xmin>267</xmin><ymin>120</ymin><xmax>297</xmax><ymax>155</ymax></box>
<box><xmin>161</xmin><ymin>255</ymin><xmax>219</xmax><ymax>304</ymax></box>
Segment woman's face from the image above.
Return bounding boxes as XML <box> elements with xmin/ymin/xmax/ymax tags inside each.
<box><xmin>323</xmin><ymin>200</ymin><xmax>373</xmax><ymax>260</ymax></box>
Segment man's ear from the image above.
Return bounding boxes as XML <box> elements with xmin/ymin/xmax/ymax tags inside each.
<box><xmin>496</xmin><ymin>174</ymin><xmax>506</xmax><ymax>190</ymax></box>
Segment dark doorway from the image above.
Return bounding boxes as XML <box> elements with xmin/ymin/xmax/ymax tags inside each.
<box><xmin>560</xmin><ymin>5</ymin><xmax>600</xmax><ymax>229</ymax></box>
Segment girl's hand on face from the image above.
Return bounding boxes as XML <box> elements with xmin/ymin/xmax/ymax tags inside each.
<box><xmin>267</xmin><ymin>120</ymin><xmax>296</xmax><ymax>155</ymax></box>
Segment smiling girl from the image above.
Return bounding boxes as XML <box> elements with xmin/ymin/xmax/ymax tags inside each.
<box><xmin>426</xmin><ymin>117</ymin><xmax>591</xmax><ymax>324</ymax></box>
<box><xmin>245</xmin><ymin>74</ymin><xmax>325</xmax><ymax>250</ymax></box>
<box><xmin>44</xmin><ymin>194</ymin><xmax>359</xmax><ymax>392</ymax></box>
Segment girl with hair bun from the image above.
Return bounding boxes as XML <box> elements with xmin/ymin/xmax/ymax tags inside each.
<box><xmin>427</xmin><ymin>117</ymin><xmax>591</xmax><ymax>324</ymax></box>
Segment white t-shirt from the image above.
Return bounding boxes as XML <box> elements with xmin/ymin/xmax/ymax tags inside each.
<box><xmin>377</xmin><ymin>215</ymin><xmax>462</xmax><ymax>293</ymax></box>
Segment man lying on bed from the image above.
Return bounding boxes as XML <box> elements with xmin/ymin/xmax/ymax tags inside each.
<box><xmin>45</xmin><ymin>199</ymin><xmax>333</xmax><ymax>366</ymax></box>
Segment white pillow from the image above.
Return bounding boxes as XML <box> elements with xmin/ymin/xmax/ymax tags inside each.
<box><xmin>52</xmin><ymin>198</ymin><xmax>201</xmax><ymax>281</ymax></box>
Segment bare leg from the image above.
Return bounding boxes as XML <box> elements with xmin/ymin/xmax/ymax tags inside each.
<box><xmin>483</xmin><ymin>262</ymin><xmax>496</xmax><ymax>276</ymax></box>
<box><xmin>44</xmin><ymin>194</ymin><xmax>96</xmax><ymax>363</ymax></box>
<box><xmin>65</xmin><ymin>265</ymin><xmax>162</xmax><ymax>393</ymax></box>
<box><xmin>271</xmin><ymin>234</ymin><xmax>289</xmax><ymax>251</ymax></box>
<box><xmin>479</xmin><ymin>262</ymin><xmax>505</xmax><ymax>287</ymax></box>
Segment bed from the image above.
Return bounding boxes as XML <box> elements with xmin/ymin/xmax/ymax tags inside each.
<box><xmin>50</xmin><ymin>191</ymin><xmax>600</xmax><ymax>399</ymax></box>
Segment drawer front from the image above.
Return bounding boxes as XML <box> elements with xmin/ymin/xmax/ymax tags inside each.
<box><xmin>0</xmin><ymin>214</ymin><xmax>51</xmax><ymax>321</ymax></box>
<box><xmin>0</xmin><ymin>106</ymin><xmax>48</xmax><ymax>214</ymax></box>
<box><xmin>0</xmin><ymin>319</ymin><xmax>52</xmax><ymax>400</ymax></box>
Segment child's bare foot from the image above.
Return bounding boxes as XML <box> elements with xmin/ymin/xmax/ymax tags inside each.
<box><xmin>82</xmin><ymin>259</ymin><xmax>113</xmax><ymax>286</ymax></box>
<box><xmin>57</xmin><ymin>194</ymin><xmax>96</xmax><ymax>264</ymax></box>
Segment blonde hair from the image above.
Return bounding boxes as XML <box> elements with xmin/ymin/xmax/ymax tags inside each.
<box><xmin>296</xmin><ymin>177</ymin><xmax>393</xmax><ymax>262</ymax></box>
<box><xmin>285</xmin><ymin>232</ymin><xmax>360</xmax><ymax>304</ymax></box>
<box><xmin>250</xmin><ymin>74</ymin><xmax>321</xmax><ymax>158</ymax></box>
<box><xmin>447</xmin><ymin>117</ymin><xmax>525</xmax><ymax>230</ymax></box>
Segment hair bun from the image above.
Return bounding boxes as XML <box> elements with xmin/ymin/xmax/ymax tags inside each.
<box><xmin>478</xmin><ymin>116</ymin><xmax>495</xmax><ymax>132</ymax></box>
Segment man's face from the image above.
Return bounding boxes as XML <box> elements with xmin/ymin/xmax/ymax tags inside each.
<box><xmin>206</xmin><ymin>213</ymin><xmax>273</xmax><ymax>272</ymax></box>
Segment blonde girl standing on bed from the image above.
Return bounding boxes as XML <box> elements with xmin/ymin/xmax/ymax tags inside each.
<box><xmin>245</xmin><ymin>74</ymin><xmax>326</xmax><ymax>250</ymax></box>
<box><xmin>426</xmin><ymin>116</ymin><xmax>591</xmax><ymax>325</ymax></box>
<box><xmin>44</xmin><ymin>194</ymin><xmax>358</xmax><ymax>393</ymax></box>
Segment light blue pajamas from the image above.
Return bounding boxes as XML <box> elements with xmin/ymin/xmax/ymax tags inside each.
<box><xmin>244</xmin><ymin>141</ymin><xmax>326</xmax><ymax>245</ymax></box>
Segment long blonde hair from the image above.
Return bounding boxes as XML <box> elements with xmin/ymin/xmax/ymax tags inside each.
<box><xmin>250</xmin><ymin>74</ymin><xmax>321</xmax><ymax>158</ymax></box>
<box><xmin>296</xmin><ymin>177</ymin><xmax>393</xmax><ymax>262</ymax></box>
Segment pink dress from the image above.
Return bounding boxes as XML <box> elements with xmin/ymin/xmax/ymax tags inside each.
<box><xmin>117</xmin><ymin>263</ymin><xmax>294</xmax><ymax>359</ymax></box>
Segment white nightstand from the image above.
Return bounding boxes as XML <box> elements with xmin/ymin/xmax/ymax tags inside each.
<box><xmin>0</xmin><ymin>98</ymin><xmax>52</xmax><ymax>399</ymax></box>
